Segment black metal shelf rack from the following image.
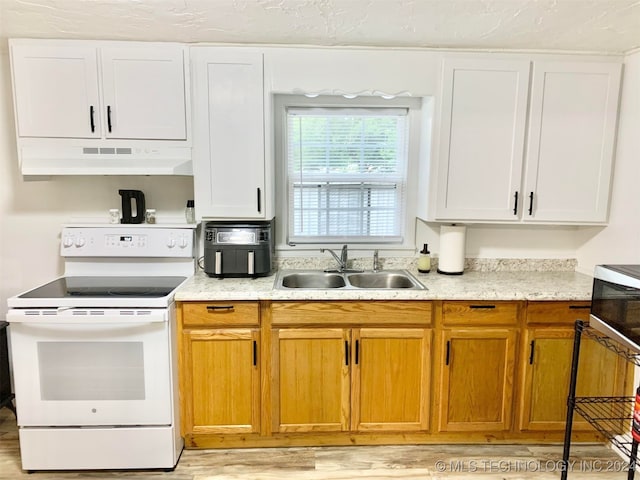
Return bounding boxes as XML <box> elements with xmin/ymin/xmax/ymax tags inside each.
<box><xmin>561</xmin><ymin>320</ymin><xmax>638</xmax><ymax>480</ymax></box>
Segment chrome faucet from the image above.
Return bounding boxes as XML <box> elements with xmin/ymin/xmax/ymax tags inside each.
<box><xmin>372</xmin><ymin>249</ymin><xmax>381</xmax><ymax>272</ymax></box>
<box><xmin>321</xmin><ymin>244</ymin><xmax>349</xmax><ymax>272</ymax></box>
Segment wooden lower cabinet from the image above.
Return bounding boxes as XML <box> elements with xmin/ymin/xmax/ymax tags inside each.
<box><xmin>437</xmin><ymin>328</ymin><xmax>517</xmax><ymax>432</ymax></box>
<box><xmin>176</xmin><ymin>299</ymin><xmax>630</xmax><ymax>448</ymax></box>
<box><xmin>271</xmin><ymin>326</ymin><xmax>431</xmax><ymax>434</ymax></box>
<box><xmin>272</xmin><ymin>328</ymin><xmax>351</xmax><ymax>433</ymax></box>
<box><xmin>519</xmin><ymin>301</ymin><xmax>628</xmax><ymax>432</ymax></box>
<box><xmin>179</xmin><ymin>302</ymin><xmax>261</xmax><ymax>439</ymax></box>
<box><xmin>352</xmin><ymin>328</ymin><xmax>431</xmax><ymax>432</ymax></box>
<box><xmin>270</xmin><ymin>301</ymin><xmax>433</xmax><ymax>435</ymax></box>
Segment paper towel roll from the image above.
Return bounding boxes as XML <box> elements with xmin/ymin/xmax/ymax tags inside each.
<box><xmin>438</xmin><ymin>225</ymin><xmax>466</xmax><ymax>275</ymax></box>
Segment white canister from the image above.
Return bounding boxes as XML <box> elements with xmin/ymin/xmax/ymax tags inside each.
<box><xmin>437</xmin><ymin>225</ymin><xmax>466</xmax><ymax>275</ymax></box>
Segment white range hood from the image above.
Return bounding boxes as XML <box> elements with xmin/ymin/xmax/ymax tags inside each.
<box><xmin>18</xmin><ymin>144</ymin><xmax>193</xmax><ymax>176</ymax></box>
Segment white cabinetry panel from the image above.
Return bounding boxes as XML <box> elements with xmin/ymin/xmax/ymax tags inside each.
<box><xmin>436</xmin><ymin>58</ymin><xmax>530</xmax><ymax>221</ymax></box>
<box><xmin>11</xmin><ymin>44</ymin><xmax>101</xmax><ymax>139</ymax></box>
<box><xmin>434</xmin><ymin>56</ymin><xmax>621</xmax><ymax>225</ymax></box>
<box><xmin>191</xmin><ymin>49</ymin><xmax>266</xmax><ymax>219</ymax></box>
<box><xmin>100</xmin><ymin>47</ymin><xmax>187</xmax><ymax>140</ymax></box>
<box><xmin>523</xmin><ymin>62</ymin><xmax>621</xmax><ymax>223</ymax></box>
<box><xmin>10</xmin><ymin>40</ymin><xmax>187</xmax><ymax>141</ymax></box>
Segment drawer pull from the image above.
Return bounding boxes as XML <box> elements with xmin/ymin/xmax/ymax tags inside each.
<box><xmin>206</xmin><ymin>305</ymin><xmax>235</xmax><ymax>312</ymax></box>
<box><xmin>529</xmin><ymin>340</ymin><xmax>535</xmax><ymax>365</ymax></box>
<box><xmin>253</xmin><ymin>340</ymin><xmax>257</xmax><ymax>366</ymax></box>
<box><xmin>569</xmin><ymin>305</ymin><xmax>591</xmax><ymax>310</ymax></box>
<box><xmin>445</xmin><ymin>340</ymin><xmax>451</xmax><ymax>366</ymax></box>
<box><xmin>469</xmin><ymin>305</ymin><xmax>496</xmax><ymax>309</ymax></box>
<box><xmin>89</xmin><ymin>105</ymin><xmax>95</xmax><ymax>133</ymax></box>
<box><xmin>345</xmin><ymin>341</ymin><xmax>350</xmax><ymax>366</ymax></box>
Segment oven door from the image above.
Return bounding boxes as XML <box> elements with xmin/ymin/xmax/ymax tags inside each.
<box><xmin>591</xmin><ymin>277</ymin><xmax>640</xmax><ymax>351</ymax></box>
<box><xmin>8</xmin><ymin>308</ymin><xmax>174</xmax><ymax>427</ymax></box>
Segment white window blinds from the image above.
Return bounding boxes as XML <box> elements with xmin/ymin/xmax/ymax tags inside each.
<box><xmin>286</xmin><ymin>107</ymin><xmax>409</xmax><ymax>244</ymax></box>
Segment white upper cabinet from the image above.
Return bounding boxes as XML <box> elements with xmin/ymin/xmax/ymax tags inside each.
<box><xmin>100</xmin><ymin>47</ymin><xmax>187</xmax><ymax>140</ymax></box>
<box><xmin>434</xmin><ymin>56</ymin><xmax>622</xmax><ymax>224</ymax></box>
<box><xmin>523</xmin><ymin>61</ymin><xmax>622</xmax><ymax>223</ymax></box>
<box><xmin>436</xmin><ymin>58</ymin><xmax>531</xmax><ymax>221</ymax></box>
<box><xmin>11</xmin><ymin>44</ymin><xmax>101</xmax><ymax>139</ymax></box>
<box><xmin>191</xmin><ymin>48</ymin><xmax>267</xmax><ymax>219</ymax></box>
<box><xmin>10</xmin><ymin>40</ymin><xmax>187</xmax><ymax>141</ymax></box>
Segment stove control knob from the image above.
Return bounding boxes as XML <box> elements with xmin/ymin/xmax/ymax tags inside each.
<box><xmin>75</xmin><ymin>236</ymin><xmax>86</xmax><ymax>248</ymax></box>
<box><xmin>63</xmin><ymin>235</ymin><xmax>74</xmax><ymax>248</ymax></box>
<box><xmin>179</xmin><ymin>236</ymin><xmax>189</xmax><ymax>249</ymax></box>
<box><xmin>166</xmin><ymin>237</ymin><xmax>176</xmax><ymax>248</ymax></box>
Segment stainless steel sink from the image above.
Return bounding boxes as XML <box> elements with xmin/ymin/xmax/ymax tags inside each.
<box><xmin>347</xmin><ymin>272</ymin><xmax>420</xmax><ymax>289</ymax></box>
<box><xmin>280</xmin><ymin>272</ymin><xmax>346</xmax><ymax>289</ymax></box>
<box><xmin>274</xmin><ymin>269</ymin><xmax>425</xmax><ymax>290</ymax></box>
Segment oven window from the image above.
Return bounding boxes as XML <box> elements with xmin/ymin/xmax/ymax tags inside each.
<box><xmin>592</xmin><ymin>279</ymin><xmax>640</xmax><ymax>344</ymax></box>
<box><xmin>37</xmin><ymin>342</ymin><xmax>145</xmax><ymax>401</ymax></box>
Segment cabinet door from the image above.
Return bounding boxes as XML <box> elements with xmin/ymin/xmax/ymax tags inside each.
<box><xmin>10</xmin><ymin>43</ymin><xmax>101</xmax><ymax>138</ymax></box>
<box><xmin>101</xmin><ymin>46</ymin><xmax>187</xmax><ymax>140</ymax></box>
<box><xmin>351</xmin><ymin>328</ymin><xmax>431</xmax><ymax>432</ymax></box>
<box><xmin>523</xmin><ymin>61</ymin><xmax>621</xmax><ymax>223</ymax></box>
<box><xmin>438</xmin><ymin>328</ymin><xmax>517</xmax><ymax>431</ymax></box>
<box><xmin>182</xmin><ymin>328</ymin><xmax>260</xmax><ymax>435</ymax></box>
<box><xmin>519</xmin><ymin>328</ymin><xmax>626</xmax><ymax>431</ymax></box>
<box><xmin>436</xmin><ymin>58</ymin><xmax>530</xmax><ymax>221</ymax></box>
<box><xmin>272</xmin><ymin>328</ymin><xmax>350</xmax><ymax>433</ymax></box>
<box><xmin>191</xmin><ymin>49</ymin><xmax>265</xmax><ymax>219</ymax></box>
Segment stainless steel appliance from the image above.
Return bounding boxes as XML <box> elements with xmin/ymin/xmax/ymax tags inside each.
<box><xmin>6</xmin><ymin>224</ymin><xmax>196</xmax><ymax>471</ymax></box>
<box><xmin>204</xmin><ymin>220</ymin><xmax>273</xmax><ymax>278</ymax></box>
<box><xmin>590</xmin><ymin>264</ymin><xmax>640</xmax><ymax>353</ymax></box>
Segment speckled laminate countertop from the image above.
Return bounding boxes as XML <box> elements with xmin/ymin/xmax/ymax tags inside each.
<box><xmin>174</xmin><ymin>268</ymin><xmax>593</xmax><ymax>302</ymax></box>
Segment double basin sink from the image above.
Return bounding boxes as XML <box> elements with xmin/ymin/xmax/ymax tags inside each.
<box><xmin>274</xmin><ymin>269</ymin><xmax>426</xmax><ymax>290</ymax></box>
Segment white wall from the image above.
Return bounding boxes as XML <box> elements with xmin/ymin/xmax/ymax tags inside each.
<box><xmin>0</xmin><ymin>49</ymin><xmax>194</xmax><ymax>314</ymax></box>
<box><xmin>575</xmin><ymin>51</ymin><xmax>640</xmax><ymax>274</ymax></box>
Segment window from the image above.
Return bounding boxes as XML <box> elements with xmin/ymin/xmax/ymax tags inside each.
<box><xmin>276</xmin><ymin>95</ymin><xmax>421</xmax><ymax>247</ymax></box>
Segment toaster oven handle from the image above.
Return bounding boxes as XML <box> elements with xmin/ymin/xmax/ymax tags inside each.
<box><xmin>248</xmin><ymin>251</ymin><xmax>255</xmax><ymax>275</ymax></box>
<box><xmin>214</xmin><ymin>250</ymin><xmax>222</xmax><ymax>275</ymax></box>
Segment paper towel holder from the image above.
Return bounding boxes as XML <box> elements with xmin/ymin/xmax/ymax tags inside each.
<box><xmin>437</xmin><ymin>224</ymin><xmax>466</xmax><ymax>275</ymax></box>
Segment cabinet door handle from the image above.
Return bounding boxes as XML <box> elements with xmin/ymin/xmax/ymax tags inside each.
<box><xmin>355</xmin><ymin>340</ymin><xmax>360</xmax><ymax>365</ymax></box>
<box><xmin>445</xmin><ymin>340</ymin><xmax>451</xmax><ymax>366</ymax></box>
<box><xmin>89</xmin><ymin>105</ymin><xmax>95</xmax><ymax>133</ymax></box>
<box><xmin>107</xmin><ymin>105</ymin><xmax>112</xmax><ymax>133</ymax></box>
<box><xmin>206</xmin><ymin>305</ymin><xmax>235</xmax><ymax>312</ymax></box>
<box><xmin>513</xmin><ymin>191</ymin><xmax>519</xmax><ymax>215</ymax></box>
<box><xmin>253</xmin><ymin>340</ymin><xmax>257</xmax><ymax>366</ymax></box>
<box><xmin>528</xmin><ymin>192</ymin><xmax>534</xmax><ymax>215</ymax></box>
<box><xmin>257</xmin><ymin>188</ymin><xmax>262</xmax><ymax>213</ymax></box>
<box><xmin>529</xmin><ymin>340</ymin><xmax>535</xmax><ymax>365</ymax></box>
<box><xmin>469</xmin><ymin>305</ymin><xmax>496</xmax><ymax>309</ymax></box>
<box><xmin>345</xmin><ymin>341</ymin><xmax>349</xmax><ymax>366</ymax></box>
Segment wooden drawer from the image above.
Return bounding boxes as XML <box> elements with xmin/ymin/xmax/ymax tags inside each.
<box><xmin>181</xmin><ymin>301</ymin><xmax>259</xmax><ymax>327</ymax></box>
<box><xmin>271</xmin><ymin>301</ymin><xmax>432</xmax><ymax>326</ymax></box>
<box><xmin>526</xmin><ymin>301</ymin><xmax>591</xmax><ymax>325</ymax></box>
<box><xmin>442</xmin><ymin>301</ymin><xmax>520</xmax><ymax>326</ymax></box>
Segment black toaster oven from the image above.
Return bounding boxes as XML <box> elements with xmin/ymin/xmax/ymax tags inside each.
<box><xmin>204</xmin><ymin>220</ymin><xmax>273</xmax><ymax>278</ymax></box>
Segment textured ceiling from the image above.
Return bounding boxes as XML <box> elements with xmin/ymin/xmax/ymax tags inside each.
<box><xmin>1</xmin><ymin>0</ymin><xmax>639</xmax><ymax>54</ymax></box>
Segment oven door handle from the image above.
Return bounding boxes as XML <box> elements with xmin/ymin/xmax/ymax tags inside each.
<box><xmin>7</xmin><ymin>311</ymin><xmax>168</xmax><ymax>324</ymax></box>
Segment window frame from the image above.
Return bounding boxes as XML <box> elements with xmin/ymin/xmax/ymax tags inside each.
<box><xmin>274</xmin><ymin>94</ymin><xmax>423</xmax><ymax>254</ymax></box>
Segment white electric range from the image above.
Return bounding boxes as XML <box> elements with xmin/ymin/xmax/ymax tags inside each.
<box><xmin>7</xmin><ymin>224</ymin><xmax>196</xmax><ymax>471</ymax></box>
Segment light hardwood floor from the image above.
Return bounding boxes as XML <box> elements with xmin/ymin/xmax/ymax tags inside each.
<box><xmin>0</xmin><ymin>407</ymin><xmax>632</xmax><ymax>479</ymax></box>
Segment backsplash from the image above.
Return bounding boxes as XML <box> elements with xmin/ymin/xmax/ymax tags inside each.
<box><xmin>275</xmin><ymin>256</ymin><xmax>578</xmax><ymax>272</ymax></box>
